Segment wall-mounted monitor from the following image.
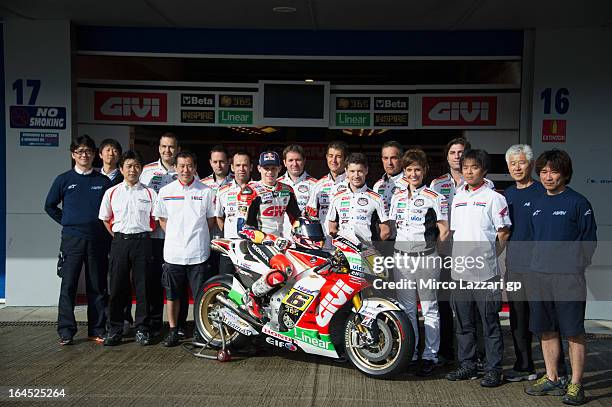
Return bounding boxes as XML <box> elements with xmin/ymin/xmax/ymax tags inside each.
<box><xmin>257</xmin><ymin>80</ymin><xmax>330</xmax><ymax>127</ymax></box>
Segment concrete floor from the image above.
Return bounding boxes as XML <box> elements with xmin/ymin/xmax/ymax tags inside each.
<box><xmin>1</xmin><ymin>306</ymin><xmax>611</xmax><ymax>406</ymax></box>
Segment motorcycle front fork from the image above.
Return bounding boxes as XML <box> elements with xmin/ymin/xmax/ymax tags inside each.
<box><xmin>351</xmin><ymin>293</ymin><xmax>380</xmax><ymax>346</ymax></box>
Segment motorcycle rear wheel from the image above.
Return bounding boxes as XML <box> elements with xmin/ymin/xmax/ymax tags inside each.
<box><xmin>195</xmin><ymin>279</ymin><xmax>249</xmax><ymax>349</ymax></box>
<box><xmin>344</xmin><ymin>310</ymin><xmax>414</xmax><ymax>379</ymax></box>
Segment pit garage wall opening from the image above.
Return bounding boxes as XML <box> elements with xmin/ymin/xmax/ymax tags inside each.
<box><xmin>4</xmin><ymin>21</ymin><xmax>611</xmax><ymax>321</ymax></box>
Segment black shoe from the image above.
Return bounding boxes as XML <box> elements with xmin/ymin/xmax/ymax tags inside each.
<box><xmin>192</xmin><ymin>331</ymin><xmax>206</xmax><ymax>347</ymax></box>
<box><xmin>161</xmin><ymin>330</ymin><xmax>180</xmax><ymax>347</ymax></box>
<box><xmin>505</xmin><ymin>369</ymin><xmax>537</xmax><ymax>382</ymax></box>
<box><xmin>446</xmin><ymin>366</ymin><xmax>478</xmax><ymax>381</ymax></box>
<box><xmin>177</xmin><ymin>327</ymin><xmax>186</xmax><ymax>340</ymax></box>
<box><xmin>122</xmin><ymin>320</ymin><xmax>134</xmax><ymax>337</ymax></box>
<box><xmin>435</xmin><ymin>354</ymin><xmax>454</xmax><ymax>367</ymax></box>
<box><xmin>417</xmin><ymin>359</ymin><xmax>436</xmax><ymax>377</ymax></box>
<box><xmin>481</xmin><ymin>370</ymin><xmax>503</xmax><ymax>388</ymax></box>
<box><xmin>135</xmin><ymin>331</ymin><xmax>151</xmax><ymax>346</ymax></box>
<box><xmin>59</xmin><ymin>337</ymin><xmax>74</xmax><ymax>346</ymax></box>
<box><xmin>104</xmin><ymin>333</ymin><xmax>122</xmax><ymax>346</ymax></box>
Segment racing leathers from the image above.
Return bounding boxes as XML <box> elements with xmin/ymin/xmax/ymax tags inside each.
<box><xmin>237</xmin><ymin>181</ymin><xmax>301</xmax><ymax>318</ymax></box>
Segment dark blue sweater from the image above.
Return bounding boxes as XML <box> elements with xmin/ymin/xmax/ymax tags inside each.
<box><xmin>530</xmin><ymin>187</ymin><xmax>597</xmax><ymax>274</ymax></box>
<box><xmin>504</xmin><ymin>182</ymin><xmax>546</xmax><ymax>273</ymax></box>
<box><xmin>44</xmin><ymin>169</ymin><xmax>111</xmax><ymax>240</ymax></box>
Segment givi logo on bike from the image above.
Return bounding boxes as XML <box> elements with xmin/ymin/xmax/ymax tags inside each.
<box><xmin>94</xmin><ymin>91</ymin><xmax>168</xmax><ymax>122</ymax></box>
<box><xmin>422</xmin><ymin>96</ymin><xmax>497</xmax><ymax>126</ymax></box>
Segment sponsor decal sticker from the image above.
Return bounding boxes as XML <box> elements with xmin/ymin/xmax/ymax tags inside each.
<box><xmin>94</xmin><ymin>91</ymin><xmax>167</xmax><ymax>122</ymax></box>
<box><xmin>422</xmin><ymin>96</ymin><xmax>497</xmax><ymax>126</ymax></box>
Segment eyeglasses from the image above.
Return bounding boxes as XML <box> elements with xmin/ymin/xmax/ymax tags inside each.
<box><xmin>74</xmin><ymin>149</ymin><xmax>94</xmax><ymax>156</ymax></box>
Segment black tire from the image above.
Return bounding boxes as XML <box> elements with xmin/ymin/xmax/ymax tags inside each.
<box><xmin>344</xmin><ymin>310</ymin><xmax>415</xmax><ymax>379</ymax></box>
<box><xmin>194</xmin><ymin>277</ymin><xmax>249</xmax><ymax>350</ymax></box>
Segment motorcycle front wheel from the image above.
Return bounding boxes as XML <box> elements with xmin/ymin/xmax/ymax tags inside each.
<box><xmin>195</xmin><ymin>278</ymin><xmax>249</xmax><ymax>349</ymax></box>
<box><xmin>344</xmin><ymin>310</ymin><xmax>414</xmax><ymax>379</ymax></box>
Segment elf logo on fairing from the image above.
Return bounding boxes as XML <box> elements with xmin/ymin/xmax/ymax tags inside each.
<box><xmin>94</xmin><ymin>92</ymin><xmax>168</xmax><ymax>122</ymax></box>
<box><xmin>316</xmin><ymin>280</ymin><xmax>354</xmax><ymax>326</ymax></box>
<box><xmin>422</xmin><ymin>96</ymin><xmax>497</xmax><ymax>126</ymax></box>
<box><xmin>265</xmin><ymin>337</ymin><xmax>298</xmax><ymax>351</ymax></box>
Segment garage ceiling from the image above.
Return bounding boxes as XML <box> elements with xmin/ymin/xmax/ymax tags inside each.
<box><xmin>1</xmin><ymin>0</ymin><xmax>611</xmax><ymax>30</ymax></box>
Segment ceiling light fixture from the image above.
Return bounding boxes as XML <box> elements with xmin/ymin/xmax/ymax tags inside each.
<box><xmin>304</xmin><ymin>79</ymin><xmax>314</xmax><ymax>83</ymax></box>
<box><xmin>272</xmin><ymin>6</ymin><xmax>297</xmax><ymax>13</ymax></box>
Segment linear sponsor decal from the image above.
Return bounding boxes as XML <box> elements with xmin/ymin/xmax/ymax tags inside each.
<box><xmin>94</xmin><ymin>91</ymin><xmax>168</xmax><ymax>122</ymax></box>
<box><xmin>336</xmin><ymin>97</ymin><xmax>370</xmax><ymax>110</ymax></box>
<box><xmin>19</xmin><ymin>132</ymin><xmax>59</xmax><ymax>147</ymax></box>
<box><xmin>181</xmin><ymin>93</ymin><xmax>215</xmax><ymax>107</ymax></box>
<box><xmin>219</xmin><ymin>94</ymin><xmax>253</xmax><ymax>108</ymax></box>
<box><xmin>422</xmin><ymin>96</ymin><xmax>497</xmax><ymax>126</ymax></box>
<box><xmin>181</xmin><ymin>109</ymin><xmax>215</xmax><ymax>123</ymax></box>
<box><xmin>336</xmin><ymin>112</ymin><xmax>370</xmax><ymax>127</ymax></box>
<box><xmin>218</xmin><ymin>110</ymin><xmax>253</xmax><ymax>125</ymax></box>
<box><xmin>10</xmin><ymin>106</ymin><xmax>66</xmax><ymax>129</ymax></box>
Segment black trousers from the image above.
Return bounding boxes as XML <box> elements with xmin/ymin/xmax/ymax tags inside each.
<box><xmin>149</xmin><ymin>239</ymin><xmax>165</xmax><ymax>331</ymax></box>
<box><xmin>150</xmin><ymin>239</ymin><xmax>188</xmax><ymax>331</ymax></box>
<box><xmin>107</xmin><ymin>236</ymin><xmax>153</xmax><ymax>335</ymax></box>
<box><xmin>57</xmin><ymin>234</ymin><xmax>108</xmax><ymax>338</ymax></box>
<box><xmin>451</xmin><ymin>277</ymin><xmax>504</xmax><ymax>372</ymax></box>
<box><xmin>101</xmin><ymin>233</ymin><xmax>133</xmax><ymax>325</ymax></box>
<box><xmin>438</xmin><ymin>264</ymin><xmax>455</xmax><ymax>360</ymax></box>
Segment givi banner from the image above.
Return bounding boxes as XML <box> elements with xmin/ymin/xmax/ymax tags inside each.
<box><xmin>422</xmin><ymin>96</ymin><xmax>497</xmax><ymax>126</ymax></box>
<box><xmin>94</xmin><ymin>91</ymin><xmax>168</xmax><ymax>122</ymax></box>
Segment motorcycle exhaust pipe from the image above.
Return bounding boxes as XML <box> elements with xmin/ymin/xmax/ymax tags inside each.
<box><xmin>217</xmin><ymin>295</ymin><xmax>264</xmax><ymax>327</ymax></box>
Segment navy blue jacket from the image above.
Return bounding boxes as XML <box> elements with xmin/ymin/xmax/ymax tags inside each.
<box><xmin>530</xmin><ymin>187</ymin><xmax>597</xmax><ymax>274</ymax></box>
<box><xmin>44</xmin><ymin>169</ymin><xmax>111</xmax><ymax>240</ymax></box>
<box><xmin>504</xmin><ymin>182</ymin><xmax>546</xmax><ymax>273</ymax></box>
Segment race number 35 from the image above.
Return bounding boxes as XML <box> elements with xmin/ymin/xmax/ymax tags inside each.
<box><xmin>540</xmin><ymin>88</ymin><xmax>569</xmax><ymax>115</ymax></box>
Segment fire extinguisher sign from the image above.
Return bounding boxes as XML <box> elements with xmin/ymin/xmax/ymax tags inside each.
<box><xmin>540</xmin><ymin>88</ymin><xmax>569</xmax><ymax>143</ymax></box>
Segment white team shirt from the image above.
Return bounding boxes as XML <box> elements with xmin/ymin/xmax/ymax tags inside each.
<box><xmin>389</xmin><ymin>185</ymin><xmax>446</xmax><ymax>253</ymax></box>
<box><xmin>326</xmin><ymin>184</ymin><xmax>388</xmax><ymax>242</ymax></box>
<box><xmin>140</xmin><ymin>159</ymin><xmax>178</xmax><ymax>239</ymax></box>
<box><xmin>277</xmin><ymin>171</ymin><xmax>317</xmax><ymax>238</ymax></box>
<box><xmin>373</xmin><ymin>172</ymin><xmax>404</xmax><ymax>216</ymax></box>
<box><xmin>201</xmin><ymin>173</ymin><xmax>234</xmax><ymax>191</ymax></box>
<box><xmin>153</xmin><ymin>179</ymin><xmax>215</xmax><ymax>265</ymax></box>
<box><xmin>306</xmin><ymin>172</ymin><xmax>348</xmax><ymax>235</ymax></box>
<box><xmin>450</xmin><ymin>182</ymin><xmax>511</xmax><ymax>282</ymax></box>
<box><xmin>214</xmin><ymin>180</ymin><xmax>245</xmax><ymax>239</ymax></box>
<box><xmin>430</xmin><ymin>173</ymin><xmax>495</xmax><ymax>219</ymax></box>
<box><xmin>98</xmin><ymin>182</ymin><xmax>157</xmax><ymax>234</ymax></box>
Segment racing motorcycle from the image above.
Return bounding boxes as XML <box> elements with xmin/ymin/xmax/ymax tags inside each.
<box><xmin>194</xmin><ymin>226</ymin><xmax>415</xmax><ymax>379</ymax></box>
